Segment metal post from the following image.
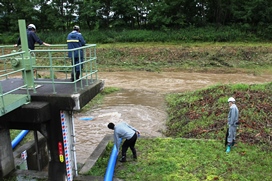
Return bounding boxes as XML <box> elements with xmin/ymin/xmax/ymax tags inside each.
<box><xmin>18</xmin><ymin>19</ymin><xmax>35</xmax><ymax>88</ymax></box>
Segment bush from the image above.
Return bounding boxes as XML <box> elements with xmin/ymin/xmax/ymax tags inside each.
<box><xmin>0</xmin><ymin>26</ymin><xmax>267</xmax><ymax>45</ymax></box>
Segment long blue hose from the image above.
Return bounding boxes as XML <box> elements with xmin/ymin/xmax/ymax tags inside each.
<box><xmin>104</xmin><ymin>138</ymin><xmax>122</xmax><ymax>181</ymax></box>
<box><xmin>11</xmin><ymin>130</ymin><xmax>29</xmax><ymax>149</ymax></box>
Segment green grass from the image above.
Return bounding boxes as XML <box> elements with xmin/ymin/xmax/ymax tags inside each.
<box><xmin>165</xmin><ymin>83</ymin><xmax>272</xmax><ymax>144</ymax></box>
<box><xmin>95</xmin><ymin>43</ymin><xmax>272</xmax><ymax>74</ymax></box>
<box><xmin>3</xmin><ymin>42</ymin><xmax>272</xmax><ymax>74</ymax></box>
<box><xmin>89</xmin><ymin>138</ymin><xmax>272</xmax><ymax>181</ymax></box>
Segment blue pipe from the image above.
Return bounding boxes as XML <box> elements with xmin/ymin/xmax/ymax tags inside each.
<box><xmin>11</xmin><ymin>130</ymin><xmax>29</xmax><ymax>149</ymax></box>
<box><xmin>104</xmin><ymin>138</ymin><xmax>122</xmax><ymax>181</ymax></box>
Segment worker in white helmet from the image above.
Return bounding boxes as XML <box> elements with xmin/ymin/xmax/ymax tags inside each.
<box><xmin>226</xmin><ymin>97</ymin><xmax>239</xmax><ymax>153</ymax></box>
<box><xmin>15</xmin><ymin>24</ymin><xmax>50</xmax><ymax>50</ymax></box>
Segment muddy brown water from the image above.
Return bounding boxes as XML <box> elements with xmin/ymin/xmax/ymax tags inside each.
<box><xmin>74</xmin><ymin>71</ymin><xmax>272</xmax><ymax>164</ymax></box>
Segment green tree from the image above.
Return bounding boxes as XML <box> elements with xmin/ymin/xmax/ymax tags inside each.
<box><xmin>97</xmin><ymin>0</ymin><xmax>112</xmax><ymax>28</ymax></box>
<box><xmin>203</xmin><ymin>0</ymin><xmax>234</xmax><ymax>27</ymax></box>
<box><xmin>111</xmin><ymin>0</ymin><xmax>138</xmax><ymax>29</ymax></box>
<box><xmin>0</xmin><ymin>0</ymin><xmax>37</xmax><ymax>32</ymax></box>
<box><xmin>148</xmin><ymin>0</ymin><xmax>191</xmax><ymax>29</ymax></box>
<box><xmin>79</xmin><ymin>0</ymin><xmax>102</xmax><ymax>30</ymax></box>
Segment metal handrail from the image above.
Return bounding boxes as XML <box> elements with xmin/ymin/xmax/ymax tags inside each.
<box><xmin>0</xmin><ymin>44</ymin><xmax>98</xmax><ymax>94</ymax></box>
<box><xmin>0</xmin><ymin>51</ymin><xmax>30</xmax><ymax>115</ymax></box>
<box><xmin>31</xmin><ymin>44</ymin><xmax>98</xmax><ymax>93</ymax></box>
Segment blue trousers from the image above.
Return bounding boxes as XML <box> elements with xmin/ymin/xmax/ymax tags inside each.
<box><xmin>71</xmin><ymin>57</ymin><xmax>83</xmax><ymax>80</ymax></box>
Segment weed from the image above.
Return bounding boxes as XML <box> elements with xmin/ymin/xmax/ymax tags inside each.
<box><xmin>165</xmin><ymin>83</ymin><xmax>272</xmax><ymax>149</ymax></box>
<box><xmin>90</xmin><ymin>138</ymin><xmax>272</xmax><ymax>180</ymax></box>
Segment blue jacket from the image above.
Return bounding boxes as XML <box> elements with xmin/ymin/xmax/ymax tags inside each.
<box><xmin>67</xmin><ymin>30</ymin><xmax>86</xmax><ymax>58</ymax></box>
<box><xmin>17</xmin><ymin>29</ymin><xmax>44</xmax><ymax>50</ymax></box>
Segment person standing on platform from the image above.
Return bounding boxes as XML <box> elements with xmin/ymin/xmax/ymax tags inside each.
<box><xmin>15</xmin><ymin>24</ymin><xmax>50</xmax><ymax>50</ymax></box>
<box><xmin>67</xmin><ymin>25</ymin><xmax>86</xmax><ymax>81</ymax></box>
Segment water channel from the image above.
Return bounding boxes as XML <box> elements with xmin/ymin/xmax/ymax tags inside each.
<box><xmin>74</xmin><ymin>71</ymin><xmax>272</xmax><ymax>164</ymax></box>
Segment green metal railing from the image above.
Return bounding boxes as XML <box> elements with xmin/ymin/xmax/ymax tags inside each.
<box><xmin>0</xmin><ymin>51</ymin><xmax>30</xmax><ymax>116</ymax></box>
<box><xmin>1</xmin><ymin>44</ymin><xmax>98</xmax><ymax>94</ymax></box>
<box><xmin>0</xmin><ymin>43</ymin><xmax>98</xmax><ymax>116</ymax></box>
<box><xmin>31</xmin><ymin>44</ymin><xmax>98</xmax><ymax>93</ymax></box>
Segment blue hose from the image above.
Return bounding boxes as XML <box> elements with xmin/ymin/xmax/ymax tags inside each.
<box><xmin>104</xmin><ymin>138</ymin><xmax>122</xmax><ymax>181</ymax></box>
<box><xmin>11</xmin><ymin>130</ymin><xmax>29</xmax><ymax>149</ymax></box>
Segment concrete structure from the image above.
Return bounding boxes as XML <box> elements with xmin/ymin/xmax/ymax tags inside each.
<box><xmin>0</xmin><ymin>77</ymin><xmax>103</xmax><ymax>181</ymax></box>
<box><xmin>0</xmin><ymin>129</ymin><xmax>15</xmax><ymax>177</ymax></box>
<box><xmin>13</xmin><ymin>134</ymin><xmax>48</xmax><ymax>171</ymax></box>
<box><xmin>8</xmin><ymin>134</ymin><xmax>123</xmax><ymax>181</ymax></box>
<box><xmin>0</xmin><ymin>19</ymin><xmax>103</xmax><ymax>180</ymax></box>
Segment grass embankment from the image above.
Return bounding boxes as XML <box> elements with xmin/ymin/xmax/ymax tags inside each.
<box><xmin>89</xmin><ymin>83</ymin><xmax>272</xmax><ymax>181</ymax></box>
<box><xmin>97</xmin><ymin>42</ymin><xmax>272</xmax><ymax>74</ymax></box>
<box><xmin>166</xmin><ymin>83</ymin><xmax>272</xmax><ymax>150</ymax></box>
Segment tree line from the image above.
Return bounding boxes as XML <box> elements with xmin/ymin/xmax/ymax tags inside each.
<box><xmin>1</xmin><ymin>0</ymin><xmax>272</xmax><ymax>36</ymax></box>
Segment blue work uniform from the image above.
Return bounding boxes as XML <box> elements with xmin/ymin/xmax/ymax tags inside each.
<box><xmin>17</xmin><ymin>29</ymin><xmax>44</xmax><ymax>50</ymax></box>
<box><xmin>67</xmin><ymin>31</ymin><xmax>86</xmax><ymax>80</ymax></box>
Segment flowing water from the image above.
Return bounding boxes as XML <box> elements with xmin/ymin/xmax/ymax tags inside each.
<box><xmin>74</xmin><ymin>71</ymin><xmax>272</xmax><ymax>164</ymax></box>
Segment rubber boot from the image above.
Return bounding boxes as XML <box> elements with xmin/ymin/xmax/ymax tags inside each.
<box><xmin>226</xmin><ymin>145</ymin><xmax>231</xmax><ymax>153</ymax></box>
<box><xmin>120</xmin><ymin>156</ymin><xmax>126</xmax><ymax>162</ymax></box>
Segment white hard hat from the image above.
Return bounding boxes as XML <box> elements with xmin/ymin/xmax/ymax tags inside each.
<box><xmin>28</xmin><ymin>24</ymin><xmax>36</xmax><ymax>30</ymax></box>
<box><xmin>73</xmin><ymin>25</ymin><xmax>80</xmax><ymax>31</ymax></box>
<box><xmin>228</xmin><ymin>97</ymin><xmax>235</xmax><ymax>102</ymax></box>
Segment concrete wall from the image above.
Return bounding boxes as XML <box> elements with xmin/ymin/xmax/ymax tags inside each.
<box><xmin>13</xmin><ymin>134</ymin><xmax>49</xmax><ymax>171</ymax></box>
<box><xmin>0</xmin><ymin>129</ymin><xmax>15</xmax><ymax>177</ymax></box>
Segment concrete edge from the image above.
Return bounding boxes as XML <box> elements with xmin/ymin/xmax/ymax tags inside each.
<box><xmin>11</xmin><ymin>169</ymin><xmax>48</xmax><ymax>179</ymax></box>
<box><xmin>79</xmin><ymin>134</ymin><xmax>113</xmax><ymax>174</ymax></box>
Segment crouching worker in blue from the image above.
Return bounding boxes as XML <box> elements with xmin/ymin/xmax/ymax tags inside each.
<box><xmin>226</xmin><ymin>97</ymin><xmax>239</xmax><ymax>153</ymax></box>
<box><xmin>108</xmin><ymin>122</ymin><xmax>140</xmax><ymax>162</ymax></box>
<box><xmin>67</xmin><ymin>25</ymin><xmax>86</xmax><ymax>81</ymax></box>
